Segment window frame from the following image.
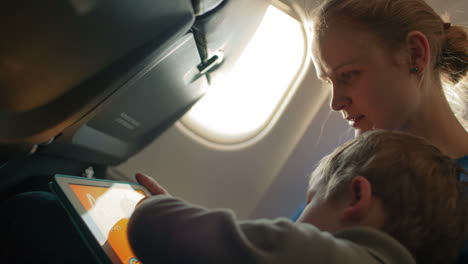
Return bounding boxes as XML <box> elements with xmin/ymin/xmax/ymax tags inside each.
<box><xmin>177</xmin><ymin>1</ymin><xmax>313</xmax><ymax>149</ymax></box>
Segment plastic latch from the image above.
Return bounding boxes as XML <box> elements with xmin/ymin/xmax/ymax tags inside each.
<box><xmin>197</xmin><ymin>51</ymin><xmax>224</xmax><ymax>75</ymax></box>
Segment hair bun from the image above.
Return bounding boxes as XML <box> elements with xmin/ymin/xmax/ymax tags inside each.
<box><xmin>439</xmin><ymin>24</ymin><xmax>468</xmax><ymax>84</ymax></box>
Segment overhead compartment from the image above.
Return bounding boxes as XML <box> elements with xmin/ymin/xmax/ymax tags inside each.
<box><xmin>0</xmin><ymin>0</ymin><xmax>199</xmax><ymax>163</ymax></box>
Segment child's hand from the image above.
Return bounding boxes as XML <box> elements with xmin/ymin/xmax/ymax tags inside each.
<box><xmin>135</xmin><ymin>173</ymin><xmax>171</xmax><ymax>207</ymax></box>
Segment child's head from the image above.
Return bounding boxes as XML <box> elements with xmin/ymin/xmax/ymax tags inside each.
<box><xmin>298</xmin><ymin>130</ymin><xmax>468</xmax><ymax>263</ymax></box>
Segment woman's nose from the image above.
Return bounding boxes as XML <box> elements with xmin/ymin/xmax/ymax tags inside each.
<box><xmin>329</xmin><ymin>88</ymin><xmax>351</xmax><ymax>112</ymax></box>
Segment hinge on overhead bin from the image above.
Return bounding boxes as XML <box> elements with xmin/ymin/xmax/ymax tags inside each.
<box><xmin>192</xmin><ymin>0</ymin><xmax>226</xmax><ymax>16</ymax></box>
<box><xmin>0</xmin><ymin>143</ymin><xmax>38</xmax><ymax>165</ymax></box>
<box><xmin>197</xmin><ymin>51</ymin><xmax>224</xmax><ymax>75</ymax></box>
<box><xmin>82</xmin><ymin>166</ymin><xmax>95</xmax><ymax>178</ymax></box>
<box><xmin>0</xmin><ymin>136</ymin><xmax>58</xmax><ymax>166</ymax></box>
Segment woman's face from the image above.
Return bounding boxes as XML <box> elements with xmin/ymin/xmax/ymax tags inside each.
<box><xmin>311</xmin><ymin>22</ymin><xmax>421</xmax><ymax>135</ymax></box>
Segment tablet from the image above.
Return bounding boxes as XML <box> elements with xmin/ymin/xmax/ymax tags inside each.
<box><xmin>50</xmin><ymin>174</ymin><xmax>151</xmax><ymax>264</ymax></box>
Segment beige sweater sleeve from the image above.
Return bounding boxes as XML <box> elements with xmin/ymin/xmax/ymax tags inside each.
<box><xmin>128</xmin><ymin>195</ymin><xmax>414</xmax><ymax>264</ymax></box>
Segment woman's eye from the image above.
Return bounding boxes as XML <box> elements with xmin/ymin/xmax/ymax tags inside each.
<box><xmin>339</xmin><ymin>71</ymin><xmax>357</xmax><ymax>84</ymax></box>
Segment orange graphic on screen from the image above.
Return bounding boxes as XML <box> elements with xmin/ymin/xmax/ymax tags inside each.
<box><xmin>69</xmin><ymin>184</ymin><xmax>145</xmax><ymax>264</ymax></box>
<box><xmin>70</xmin><ymin>184</ymin><xmax>109</xmax><ymax>211</ymax></box>
<box><xmin>108</xmin><ymin>218</ymin><xmax>142</xmax><ymax>264</ymax></box>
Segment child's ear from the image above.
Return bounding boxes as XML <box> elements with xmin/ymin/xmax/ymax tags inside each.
<box><xmin>341</xmin><ymin>176</ymin><xmax>373</xmax><ymax>223</ymax></box>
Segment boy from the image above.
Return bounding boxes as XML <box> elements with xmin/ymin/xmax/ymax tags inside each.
<box><xmin>128</xmin><ymin>130</ymin><xmax>468</xmax><ymax>264</ymax></box>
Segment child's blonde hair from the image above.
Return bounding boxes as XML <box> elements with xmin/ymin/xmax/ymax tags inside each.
<box><xmin>305</xmin><ymin>0</ymin><xmax>468</xmax><ymax>129</ymax></box>
<box><xmin>310</xmin><ymin>130</ymin><xmax>468</xmax><ymax>263</ymax></box>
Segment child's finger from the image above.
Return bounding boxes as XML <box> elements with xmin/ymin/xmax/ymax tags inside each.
<box><xmin>135</xmin><ymin>173</ymin><xmax>171</xmax><ymax>196</ymax></box>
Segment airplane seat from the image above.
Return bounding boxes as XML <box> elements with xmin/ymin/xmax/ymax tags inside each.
<box><xmin>0</xmin><ymin>0</ymin><xmax>271</xmax><ymax>199</ymax></box>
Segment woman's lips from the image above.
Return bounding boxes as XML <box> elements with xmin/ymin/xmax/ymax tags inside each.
<box><xmin>347</xmin><ymin>115</ymin><xmax>365</xmax><ymax>128</ymax></box>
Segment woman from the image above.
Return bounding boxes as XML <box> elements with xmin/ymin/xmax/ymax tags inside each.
<box><xmin>304</xmin><ymin>0</ymin><xmax>467</xmax><ymax>164</ymax></box>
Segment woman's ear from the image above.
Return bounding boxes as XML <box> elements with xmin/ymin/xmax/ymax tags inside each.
<box><xmin>341</xmin><ymin>176</ymin><xmax>373</xmax><ymax>223</ymax></box>
<box><xmin>405</xmin><ymin>31</ymin><xmax>431</xmax><ymax>74</ymax></box>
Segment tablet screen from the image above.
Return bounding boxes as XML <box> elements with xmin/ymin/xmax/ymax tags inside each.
<box><xmin>69</xmin><ymin>183</ymin><xmax>146</xmax><ymax>264</ymax></box>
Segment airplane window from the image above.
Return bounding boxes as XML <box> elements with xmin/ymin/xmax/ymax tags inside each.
<box><xmin>179</xmin><ymin>4</ymin><xmax>307</xmax><ymax>146</ymax></box>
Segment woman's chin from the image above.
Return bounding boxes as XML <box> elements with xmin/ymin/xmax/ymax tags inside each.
<box><xmin>354</xmin><ymin>128</ymin><xmax>368</xmax><ymax>136</ymax></box>
<box><xmin>353</xmin><ymin>123</ymin><xmax>376</xmax><ymax>136</ymax></box>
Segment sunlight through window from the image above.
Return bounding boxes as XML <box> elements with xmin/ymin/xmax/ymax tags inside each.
<box><xmin>181</xmin><ymin>5</ymin><xmax>306</xmax><ymax>145</ymax></box>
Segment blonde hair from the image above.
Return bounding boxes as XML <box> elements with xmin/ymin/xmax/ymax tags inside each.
<box><xmin>310</xmin><ymin>130</ymin><xmax>468</xmax><ymax>263</ymax></box>
<box><xmin>304</xmin><ymin>0</ymin><xmax>468</xmax><ymax>129</ymax></box>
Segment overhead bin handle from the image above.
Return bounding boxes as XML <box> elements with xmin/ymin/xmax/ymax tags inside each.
<box><xmin>197</xmin><ymin>51</ymin><xmax>224</xmax><ymax>75</ymax></box>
